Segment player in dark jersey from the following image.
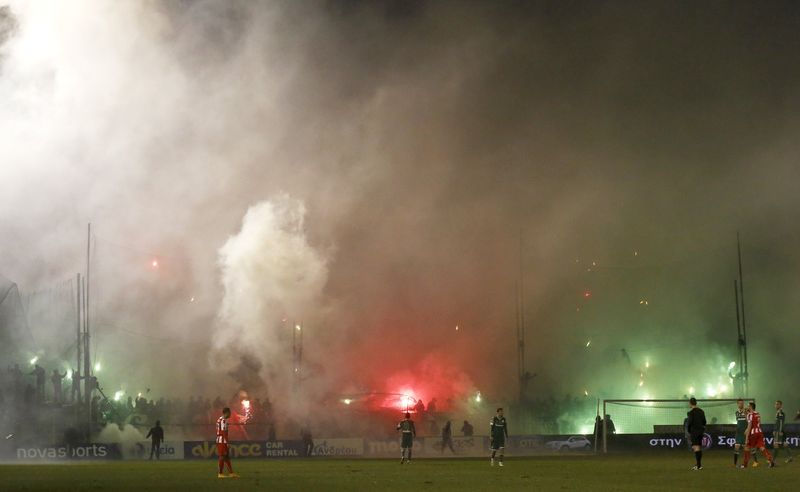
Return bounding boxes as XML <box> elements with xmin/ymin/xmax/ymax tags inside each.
<box><xmin>396</xmin><ymin>412</ymin><xmax>417</xmax><ymax>464</ymax></box>
<box><xmin>490</xmin><ymin>408</ymin><xmax>509</xmax><ymax>467</ymax></box>
<box><xmin>687</xmin><ymin>398</ymin><xmax>706</xmax><ymax>470</ymax></box>
<box><xmin>733</xmin><ymin>399</ymin><xmax>747</xmax><ymax>466</ymax></box>
<box><xmin>733</xmin><ymin>399</ymin><xmax>759</xmax><ymax>467</ymax></box>
<box><xmin>773</xmin><ymin>400</ymin><xmax>794</xmax><ymax>464</ymax></box>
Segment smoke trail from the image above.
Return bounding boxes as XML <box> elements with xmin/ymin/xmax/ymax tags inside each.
<box><xmin>214</xmin><ymin>195</ymin><xmax>328</xmax><ymax>400</ymax></box>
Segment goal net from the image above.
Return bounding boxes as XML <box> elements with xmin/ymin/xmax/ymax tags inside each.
<box><xmin>600</xmin><ymin>399</ymin><xmax>750</xmax><ymax>453</ymax></box>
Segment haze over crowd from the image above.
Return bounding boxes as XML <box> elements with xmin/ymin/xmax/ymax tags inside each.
<box><xmin>2</xmin><ymin>0</ymin><xmax>799</xmax><ymax>419</ymax></box>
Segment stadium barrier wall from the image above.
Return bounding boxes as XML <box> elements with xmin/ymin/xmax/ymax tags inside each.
<box><xmin>9</xmin><ymin>433</ymin><xmax>797</xmax><ymax>460</ymax></box>
<box><xmin>12</xmin><ymin>443</ymin><xmax>122</xmax><ymax>461</ymax></box>
<box><xmin>423</xmin><ymin>436</ymin><xmax>484</xmax><ymax>455</ymax></box>
<box><xmin>610</xmin><ymin>432</ymin><xmax>800</xmax><ymax>452</ymax></box>
<box><xmin>184</xmin><ymin>440</ymin><xmax>306</xmax><ymax>459</ymax></box>
<box><xmin>312</xmin><ymin>438</ymin><xmax>364</xmax><ymax>457</ymax></box>
<box><xmin>364</xmin><ymin>437</ymin><xmax>488</xmax><ymax>457</ymax></box>
<box><xmin>121</xmin><ymin>441</ymin><xmax>184</xmax><ymax>460</ymax></box>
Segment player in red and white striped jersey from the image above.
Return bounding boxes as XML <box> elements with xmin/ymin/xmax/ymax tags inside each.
<box><xmin>216</xmin><ymin>407</ymin><xmax>239</xmax><ymax>478</ymax></box>
<box><xmin>742</xmin><ymin>401</ymin><xmax>775</xmax><ymax>468</ymax></box>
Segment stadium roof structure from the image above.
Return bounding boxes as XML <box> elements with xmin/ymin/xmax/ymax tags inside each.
<box><xmin>0</xmin><ymin>273</ymin><xmax>34</xmax><ymax>357</ymax></box>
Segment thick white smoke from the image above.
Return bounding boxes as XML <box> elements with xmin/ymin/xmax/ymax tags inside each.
<box><xmin>2</xmin><ymin>0</ymin><xmax>800</xmax><ymax>419</ymax></box>
<box><xmin>214</xmin><ymin>195</ymin><xmax>328</xmax><ymax>399</ymax></box>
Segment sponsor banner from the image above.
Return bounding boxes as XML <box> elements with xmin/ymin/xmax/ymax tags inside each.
<box><xmin>510</xmin><ymin>435</ymin><xmax>550</xmax><ymax>451</ymax></box>
<box><xmin>122</xmin><ymin>441</ymin><xmax>184</xmax><ymax>460</ymax></box>
<box><xmin>365</xmin><ymin>438</ymin><xmax>404</xmax><ymax>457</ymax></box>
<box><xmin>312</xmin><ymin>438</ymin><xmax>363</xmax><ymax>457</ymax></box>
<box><xmin>15</xmin><ymin>443</ymin><xmax>121</xmax><ymax>460</ymax></box>
<box><xmin>184</xmin><ymin>440</ymin><xmax>304</xmax><ymax>459</ymax></box>
<box><xmin>262</xmin><ymin>440</ymin><xmax>304</xmax><ymax>458</ymax></box>
<box><xmin>424</xmin><ymin>436</ymin><xmax>485</xmax><ymax>455</ymax></box>
<box><xmin>610</xmin><ymin>433</ymin><xmax>800</xmax><ymax>451</ymax></box>
<box><xmin>508</xmin><ymin>435</ymin><xmax>595</xmax><ymax>452</ymax></box>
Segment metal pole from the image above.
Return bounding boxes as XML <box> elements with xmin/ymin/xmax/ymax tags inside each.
<box><xmin>733</xmin><ymin>280</ymin><xmax>747</xmax><ymax>394</ymax></box>
<box><xmin>517</xmin><ymin>231</ymin><xmax>526</xmax><ymax>402</ymax></box>
<box><xmin>84</xmin><ymin>223</ymin><xmax>92</xmax><ymax>441</ymax></box>
<box><xmin>594</xmin><ymin>398</ymin><xmax>600</xmax><ymax>453</ymax></box>
<box><xmin>736</xmin><ymin>233</ymin><xmax>749</xmax><ymax>396</ymax></box>
<box><xmin>602</xmin><ymin>400</ymin><xmax>607</xmax><ymax>453</ymax></box>
<box><xmin>76</xmin><ymin>273</ymin><xmax>82</xmax><ymax>406</ymax></box>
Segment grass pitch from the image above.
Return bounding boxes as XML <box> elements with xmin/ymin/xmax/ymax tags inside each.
<box><xmin>1</xmin><ymin>453</ymin><xmax>798</xmax><ymax>491</ymax></box>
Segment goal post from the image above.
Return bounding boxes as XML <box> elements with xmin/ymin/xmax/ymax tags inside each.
<box><xmin>601</xmin><ymin>398</ymin><xmax>753</xmax><ymax>453</ymax></box>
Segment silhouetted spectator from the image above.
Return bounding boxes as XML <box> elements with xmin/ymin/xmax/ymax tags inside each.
<box><xmin>604</xmin><ymin>414</ymin><xmax>616</xmax><ymax>436</ymax></box>
<box><xmin>70</xmin><ymin>369</ymin><xmax>81</xmax><ymax>403</ymax></box>
<box><xmin>10</xmin><ymin>364</ymin><xmax>23</xmax><ymax>398</ymax></box>
<box><xmin>461</xmin><ymin>420</ymin><xmax>474</xmax><ymax>437</ymax></box>
<box><xmin>441</xmin><ymin>421</ymin><xmax>455</xmax><ymax>454</ymax></box>
<box><xmin>268</xmin><ymin>422</ymin><xmax>277</xmax><ymax>441</ymax></box>
<box><xmin>91</xmin><ymin>395</ymin><xmax>100</xmax><ymax>423</ymax></box>
<box><xmin>51</xmin><ymin>369</ymin><xmax>67</xmax><ymax>404</ymax></box>
<box><xmin>427</xmin><ymin>398</ymin><xmax>438</xmax><ymax>413</ymax></box>
<box><xmin>28</xmin><ymin>364</ymin><xmax>46</xmax><ymax>403</ymax></box>
<box><xmin>414</xmin><ymin>399</ymin><xmax>425</xmax><ymax>415</ymax></box>
<box><xmin>301</xmin><ymin>426</ymin><xmax>314</xmax><ymax>456</ymax></box>
<box><xmin>146</xmin><ymin>420</ymin><xmax>165</xmax><ymax>460</ymax></box>
<box><xmin>85</xmin><ymin>375</ymin><xmax>98</xmax><ymax>398</ymax></box>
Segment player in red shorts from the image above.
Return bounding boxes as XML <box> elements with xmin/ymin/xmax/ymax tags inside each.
<box><xmin>216</xmin><ymin>407</ymin><xmax>239</xmax><ymax>478</ymax></box>
<box><xmin>742</xmin><ymin>401</ymin><xmax>775</xmax><ymax>469</ymax></box>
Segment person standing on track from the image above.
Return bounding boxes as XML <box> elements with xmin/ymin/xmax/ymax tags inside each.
<box><xmin>216</xmin><ymin>407</ymin><xmax>239</xmax><ymax>478</ymax></box>
<box><xmin>773</xmin><ymin>400</ymin><xmax>794</xmax><ymax>464</ymax></box>
<box><xmin>441</xmin><ymin>421</ymin><xmax>456</xmax><ymax>455</ymax></box>
<box><xmin>490</xmin><ymin>408</ymin><xmax>509</xmax><ymax>467</ymax></box>
<box><xmin>741</xmin><ymin>401</ymin><xmax>775</xmax><ymax>469</ymax></box>
<box><xmin>146</xmin><ymin>420</ymin><xmax>164</xmax><ymax>460</ymax></box>
<box><xmin>397</xmin><ymin>412</ymin><xmax>417</xmax><ymax>464</ymax></box>
<box><xmin>687</xmin><ymin>398</ymin><xmax>706</xmax><ymax>471</ymax></box>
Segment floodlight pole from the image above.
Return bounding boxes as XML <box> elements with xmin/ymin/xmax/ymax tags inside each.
<box><xmin>517</xmin><ymin>231</ymin><xmax>529</xmax><ymax>402</ymax></box>
<box><xmin>84</xmin><ymin>223</ymin><xmax>92</xmax><ymax>440</ymax></box>
<box><xmin>75</xmin><ymin>273</ymin><xmax>82</xmax><ymax>407</ymax></box>
<box><xmin>736</xmin><ymin>233</ymin><xmax>749</xmax><ymax>397</ymax></box>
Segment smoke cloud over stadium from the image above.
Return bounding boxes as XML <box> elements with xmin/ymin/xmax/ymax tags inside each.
<box><xmin>2</xmin><ymin>0</ymin><xmax>800</xmax><ymax>435</ymax></box>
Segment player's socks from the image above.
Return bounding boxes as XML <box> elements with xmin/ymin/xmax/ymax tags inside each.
<box><xmin>408</xmin><ymin>449</ymin><xmax>412</xmax><ymax>461</ymax></box>
<box><xmin>763</xmin><ymin>448</ymin><xmax>773</xmax><ymax>464</ymax></box>
<box><xmin>733</xmin><ymin>450</ymin><xmax>739</xmax><ymax>466</ymax></box>
<box><xmin>694</xmin><ymin>450</ymin><xmax>702</xmax><ymax>468</ymax></box>
<box><xmin>218</xmin><ymin>458</ymin><xmax>224</xmax><ymax>474</ymax></box>
<box><xmin>774</xmin><ymin>447</ymin><xmax>781</xmax><ymax>459</ymax></box>
<box><xmin>743</xmin><ymin>450</ymin><xmax>751</xmax><ymax>467</ymax></box>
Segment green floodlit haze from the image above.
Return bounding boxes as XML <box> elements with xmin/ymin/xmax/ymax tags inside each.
<box><xmin>0</xmin><ymin>0</ymin><xmax>799</xmax><ymax>419</ymax></box>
